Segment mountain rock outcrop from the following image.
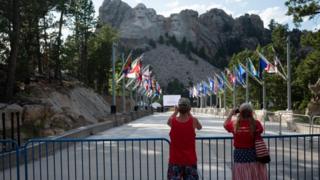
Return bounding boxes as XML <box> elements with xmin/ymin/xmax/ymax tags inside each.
<box><xmin>307</xmin><ymin>78</ymin><xmax>320</xmax><ymax>116</ymax></box>
<box><xmin>143</xmin><ymin>45</ymin><xmax>219</xmax><ymax>86</ymax></box>
<box><xmin>98</xmin><ymin>0</ymin><xmax>271</xmax><ymax>89</ymax></box>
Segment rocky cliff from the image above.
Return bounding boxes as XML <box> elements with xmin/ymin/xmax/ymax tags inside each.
<box><xmin>0</xmin><ymin>81</ymin><xmax>111</xmax><ymax>138</ymax></box>
<box><xmin>98</xmin><ymin>0</ymin><xmax>271</xmax><ymax>89</ymax></box>
<box><xmin>307</xmin><ymin>78</ymin><xmax>320</xmax><ymax>116</ymax></box>
<box><xmin>143</xmin><ymin>45</ymin><xmax>219</xmax><ymax>86</ymax></box>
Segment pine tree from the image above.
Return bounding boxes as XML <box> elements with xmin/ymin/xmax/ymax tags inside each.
<box><xmin>70</xmin><ymin>0</ymin><xmax>96</xmax><ymax>83</ymax></box>
<box><xmin>5</xmin><ymin>0</ymin><xmax>21</xmax><ymax>99</ymax></box>
<box><xmin>285</xmin><ymin>0</ymin><xmax>320</xmax><ymax>26</ymax></box>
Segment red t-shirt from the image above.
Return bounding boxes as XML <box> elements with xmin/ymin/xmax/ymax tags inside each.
<box><xmin>169</xmin><ymin>116</ymin><xmax>197</xmax><ymax>165</ymax></box>
<box><xmin>224</xmin><ymin>118</ymin><xmax>264</xmax><ymax>148</ymax></box>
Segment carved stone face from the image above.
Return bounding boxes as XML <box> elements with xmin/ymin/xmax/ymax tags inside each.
<box><xmin>171</xmin><ymin>15</ymin><xmax>182</xmax><ymax>32</ymax></box>
<box><xmin>134</xmin><ymin>4</ymin><xmax>147</xmax><ymax>19</ymax></box>
<box><xmin>147</xmin><ymin>9</ymin><xmax>156</xmax><ymax>22</ymax></box>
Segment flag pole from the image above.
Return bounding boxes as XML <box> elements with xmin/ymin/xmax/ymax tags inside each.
<box><xmin>223</xmin><ymin>87</ymin><xmax>226</xmax><ymax>109</ymax></box>
<box><xmin>246</xmin><ymin>60</ymin><xmax>249</xmax><ymax>103</ymax></box>
<box><xmin>130</xmin><ymin>88</ymin><xmax>133</xmax><ymax>111</ymax></box>
<box><xmin>206</xmin><ymin>95</ymin><xmax>208</xmax><ymax>108</ymax></box>
<box><xmin>215</xmin><ymin>94</ymin><xmax>218</xmax><ymax>108</ymax></box>
<box><xmin>135</xmin><ymin>90</ymin><xmax>138</xmax><ymax>111</ymax></box>
<box><xmin>121</xmin><ymin>53</ymin><xmax>126</xmax><ymax>113</ymax></box>
<box><xmin>200</xmin><ymin>96</ymin><xmax>203</xmax><ymax>108</ymax></box>
<box><xmin>233</xmin><ymin>81</ymin><xmax>236</xmax><ymax>108</ymax></box>
<box><xmin>196</xmin><ymin>96</ymin><xmax>199</xmax><ymax>107</ymax></box>
<box><xmin>203</xmin><ymin>95</ymin><xmax>205</xmax><ymax>108</ymax></box>
<box><xmin>262</xmin><ymin>72</ymin><xmax>266</xmax><ymax>110</ymax></box>
<box><xmin>219</xmin><ymin>93</ymin><xmax>222</xmax><ymax>108</ymax></box>
<box><xmin>233</xmin><ymin>67</ymin><xmax>236</xmax><ymax>108</ymax></box>
<box><xmin>111</xmin><ymin>43</ymin><xmax>117</xmax><ymax>114</ymax></box>
<box><xmin>287</xmin><ymin>36</ymin><xmax>292</xmax><ymax>111</ymax></box>
<box><xmin>206</xmin><ymin>95</ymin><xmax>208</xmax><ymax>107</ymax></box>
<box><xmin>202</xmin><ymin>95</ymin><xmax>206</xmax><ymax>108</ymax></box>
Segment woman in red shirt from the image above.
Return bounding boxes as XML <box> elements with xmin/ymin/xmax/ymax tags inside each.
<box><xmin>224</xmin><ymin>103</ymin><xmax>267</xmax><ymax>180</ymax></box>
<box><xmin>167</xmin><ymin>98</ymin><xmax>202</xmax><ymax>180</ymax></box>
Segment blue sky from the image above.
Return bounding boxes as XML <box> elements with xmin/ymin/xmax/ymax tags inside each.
<box><xmin>92</xmin><ymin>0</ymin><xmax>319</xmax><ymax>31</ymax></box>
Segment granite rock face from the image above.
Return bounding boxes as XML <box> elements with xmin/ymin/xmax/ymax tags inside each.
<box><xmin>99</xmin><ymin>0</ymin><xmax>268</xmax><ymax>44</ymax></box>
<box><xmin>143</xmin><ymin>45</ymin><xmax>219</xmax><ymax>86</ymax></box>
<box><xmin>307</xmin><ymin>79</ymin><xmax>320</xmax><ymax>116</ymax></box>
<box><xmin>0</xmin><ymin>82</ymin><xmax>111</xmax><ymax>139</ymax></box>
<box><xmin>99</xmin><ymin>1</ymin><xmax>166</xmax><ymax>40</ymax></box>
<box><xmin>98</xmin><ymin>0</ymin><xmax>270</xmax><ymax>88</ymax></box>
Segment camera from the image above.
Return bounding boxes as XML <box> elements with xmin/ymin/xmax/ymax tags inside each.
<box><xmin>235</xmin><ymin>109</ymin><xmax>240</xmax><ymax>114</ymax></box>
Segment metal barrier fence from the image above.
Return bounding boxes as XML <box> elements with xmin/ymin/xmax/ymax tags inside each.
<box><xmin>2</xmin><ymin>138</ymin><xmax>170</xmax><ymax>180</ymax></box>
<box><xmin>1</xmin><ymin>112</ymin><xmax>22</xmax><ymax>145</ymax></box>
<box><xmin>196</xmin><ymin>134</ymin><xmax>319</xmax><ymax>180</ymax></box>
<box><xmin>193</xmin><ymin>108</ymin><xmax>320</xmax><ymax>135</ymax></box>
<box><xmin>1</xmin><ymin>139</ymin><xmax>20</xmax><ymax>180</ymax></box>
<box><xmin>311</xmin><ymin>116</ymin><xmax>320</xmax><ymax>134</ymax></box>
<box><xmin>1</xmin><ymin>134</ymin><xmax>320</xmax><ymax>180</ymax></box>
<box><xmin>263</xmin><ymin>112</ymin><xmax>312</xmax><ymax>135</ymax></box>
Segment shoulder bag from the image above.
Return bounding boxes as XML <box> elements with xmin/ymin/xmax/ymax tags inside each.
<box><xmin>254</xmin><ymin>133</ymin><xmax>271</xmax><ymax>163</ymax></box>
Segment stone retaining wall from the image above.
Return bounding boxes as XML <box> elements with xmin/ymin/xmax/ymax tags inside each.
<box><xmin>57</xmin><ymin>110</ymin><xmax>152</xmax><ymax>138</ymax></box>
<box><xmin>191</xmin><ymin>108</ymin><xmax>228</xmax><ymax>117</ymax></box>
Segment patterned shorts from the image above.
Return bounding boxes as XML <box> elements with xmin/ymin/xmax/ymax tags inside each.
<box><xmin>167</xmin><ymin>164</ymin><xmax>199</xmax><ymax>180</ymax></box>
<box><xmin>234</xmin><ymin>148</ymin><xmax>256</xmax><ymax>163</ymax></box>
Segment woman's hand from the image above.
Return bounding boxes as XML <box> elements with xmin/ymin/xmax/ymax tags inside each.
<box><xmin>171</xmin><ymin>106</ymin><xmax>179</xmax><ymax>117</ymax></box>
<box><xmin>167</xmin><ymin>106</ymin><xmax>178</xmax><ymax>127</ymax></box>
<box><xmin>225</xmin><ymin>108</ymin><xmax>238</xmax><ymax>124</ymax></box>
<box><xmin>174</xmin><ymin>106</ymin><xmax>179</xmax><ymax>114</ymax></box>
<box><xmin>229</xmin><ymin>108</ymin><xmax>239</xmax><ymax>116</ymax></box>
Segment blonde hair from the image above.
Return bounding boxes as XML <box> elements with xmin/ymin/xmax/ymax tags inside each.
<box><xmin>234</xmin><ymin>103</ymin><xmax>256</xmax><ymax>134</ymax></box>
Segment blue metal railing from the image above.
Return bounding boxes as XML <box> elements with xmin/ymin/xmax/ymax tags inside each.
<box><xmin>0</xmin><ymin>139</ymin><xmax>20</xmax><ymax>180</ymax></box>
<box><xmin>1</xmin><ymin>135</ymin><xmax>319</xmax><ymax>180</ymax></box>
<box><xmin>196</xmin><ymin>134</ymin><xmax>320</xmax><ymax>180</ymax></box>
<box><xmin>22</xmin><ymin>138</ymin><xmax>170</xmax><ymax>180</ymax></box>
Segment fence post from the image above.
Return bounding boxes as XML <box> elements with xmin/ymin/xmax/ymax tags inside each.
<box><xmin>15</xmin><ymin>141</ymin><xmax>20</xmax><ymax>180</ymax></box>
<box><xmin>24</xmin><ymin>142</ymin><xmax>29</xmax><ymax>180</ymax></box>
<box><xmin>11</xmin><ymin>112</ymin><xmax>14</xmax><ymax>143</ymax></box>
<box><xmin>2</xmin><ymin>112</ymin><xmax>5</xmax><ymax>139</ymax></box>
<box><xmin>309</xmin><ymin>115</ymin><xmax>312</xmax><ymax>135</ymax></box>
<box><xmin>16</xmin><ymin>112</ymin><xmax>21</xmax><ymax>146</ymax></box>
<box><xmin>279</xmin><ymin>113</ymin><xmax>282</xmax><ymax>135</ymax></box>
<box><xmin>309</xmin><ymin>115</ymin><xmax>313</xmax><ymax>149</ymax></box>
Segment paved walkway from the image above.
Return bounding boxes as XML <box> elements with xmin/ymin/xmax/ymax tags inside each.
<box><xmin>89</xmin><ymin>112</ymin><xmax>231</xmax><ymax>139</ymax></box>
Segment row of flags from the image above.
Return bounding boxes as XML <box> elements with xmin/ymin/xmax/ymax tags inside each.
<box><xmin>189</xmin><ymin>50</ymin><xmax>287</xmax><ymax>98</ymax></box>
<box><xmin>117</xmin><ymin>52</ymin><xmax>162</xmax><ymax>99</ymax></box>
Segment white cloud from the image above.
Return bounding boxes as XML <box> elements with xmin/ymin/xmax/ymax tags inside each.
<box><xmin>133</xmin><ymin>0</ymin><xmax>143</xmax><ymax>3</ymax></box>
<box><xmin>166</xmin><ymin>1</ymin><xmax>180</xmax><ymax>8</ymax></box>
<box><xmin>248</xmin><ymin>7</ymin><xmax>292</xmax><ymax>28</ymax></box>
<box><xmin>225</xmin><ymin>0</ymin><xmax>244</xmax><ymax>3</ymax></box>
<box><xmin>159</xmin><ymin>3</ymin><xmax>234</xmax><ymax>17</ymax></box>
<box><xmin>225</xmin><ymin>0</ymin><xmax>247</xmax><ymax>7</ymax></box>
<box><xmin>232</xmin><ymin>9</ymin><xmax>258</xmax><ymax>18</ymax></box>
<box><xmin>247</xmin><ymin>10</ymin><xmax>259</xmax><ymax>15</ymax></box>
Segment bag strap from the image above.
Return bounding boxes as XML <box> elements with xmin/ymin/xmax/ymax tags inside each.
<box><xmin>253</xmin><ymin>121</ymin><xmax>257</xmax><ymax>143</ymax></box>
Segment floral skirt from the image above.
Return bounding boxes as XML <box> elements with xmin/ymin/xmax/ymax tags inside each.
<box><xmin>233</xmin><ymin>149</ymin><xmax>268</xmax><ymax>180</ymax></box>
